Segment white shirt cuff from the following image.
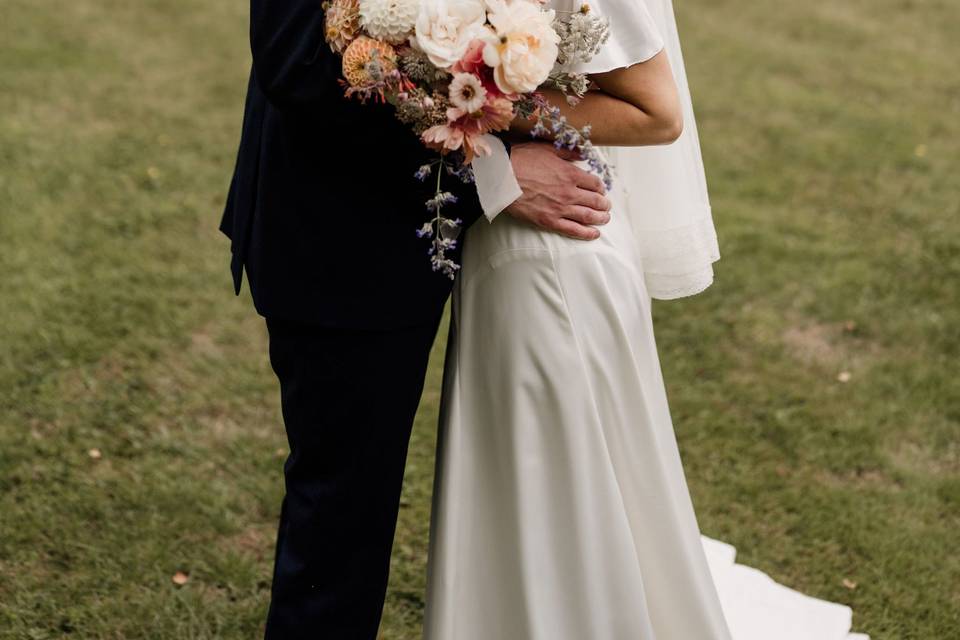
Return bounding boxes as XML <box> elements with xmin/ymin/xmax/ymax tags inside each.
<box><xmin>472</xmin><ymin>135</ymin><xmax>522</xmax><ymax>222</ymax></box>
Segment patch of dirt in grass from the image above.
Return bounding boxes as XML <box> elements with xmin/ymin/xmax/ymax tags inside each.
<box><xmin>218</xmin><ymin>523</ymin><xmax>273</xmax><ymax>562</ymax></box>
<box><xmin>783</xmin><ymin>323</ymin><xmax>840</xmax><ymax>365</ymax></box>
<box><xmin>190</xmin><ymin>328</ymin><xmax>224</xmax><ymax>359</ymax></box>
<box><xmin>781</xmin><ymin>319</ymin><xmax>878</xmax><ymax>376</ymax></box>
<box><xmin>888</xmin><ymin>439</ymin><xmax>960</xmax><ymax>477</ymax></box>
<box><xmin>192</xmin><ymin>406</ymin><xmax>243</xmax><ymax>436</ymax></box>
<box><xmin>814</xmin><ymin>467</ymin><xmax>903</xmax><ymax>492</ymax></box>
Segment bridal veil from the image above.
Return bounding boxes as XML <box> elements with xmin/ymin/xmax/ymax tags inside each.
<box><xmin>573</xmin><ymin>0</ymin><xmax>720</xmax><ymax>300</ymax></box>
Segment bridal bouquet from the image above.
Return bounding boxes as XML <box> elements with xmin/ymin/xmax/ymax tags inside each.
<box><xmin>324</xmin><ymin>0</ymin><xmax>611</xmax><ymax>276</ymax></box>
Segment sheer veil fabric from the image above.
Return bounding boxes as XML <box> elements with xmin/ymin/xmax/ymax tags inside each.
<box><xmin>571</xmin><ymin>0</ymin><xmax>720</xmax><ymax>299</ymax></box>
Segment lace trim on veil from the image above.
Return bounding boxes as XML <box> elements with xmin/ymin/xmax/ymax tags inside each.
<box><xmin>636</xmin><ymin>212</ymin><xmax>720</xmax><ymax>300</ymax></box>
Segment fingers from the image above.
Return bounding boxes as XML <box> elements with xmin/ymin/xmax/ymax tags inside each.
<box><xmin>563</xmin><ymin>204</ymin><xmax>611</xmax><ymax>226</ymax></box>
<box><xmin>567</xmin><ymin>188</ymin><xmax>612</xmax><ymax>215</ymax></box>
<box><xmin>546</xmin><ymin>218</ymin><xmax>602</xmax><ymax>241</ymax></box>
<box><xmin>570</xmin><ymin>166</ymin><xmax>606</xmax><ymax>194</ymax></box>
<box><xmin>518</xmin><ymin>143</ymin><xmax>606</xmax><ymax>197</ymax></box>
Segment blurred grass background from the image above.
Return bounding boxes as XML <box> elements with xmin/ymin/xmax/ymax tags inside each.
<box><xmin>1</xmin><ymin>0</ymin><xmax>958</xmax><ymax>638</ymax></box>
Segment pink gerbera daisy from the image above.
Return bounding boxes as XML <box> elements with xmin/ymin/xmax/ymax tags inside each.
<box><xmin>421</xmin><ymin>96</ymin><xmax>515</xmax><ymax>163</ymax></box>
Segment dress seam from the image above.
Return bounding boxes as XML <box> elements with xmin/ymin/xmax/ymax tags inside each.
<box><xmin>545</xmin><ymin>251</ymin><xmax>649</xmax><ymax>619</ymax></box>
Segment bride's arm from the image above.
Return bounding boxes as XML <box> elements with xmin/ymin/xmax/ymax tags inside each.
<box><xmin>512</xmin><ymin>50</ymin><xmax>683</xmax><ymax>147</ymax></box>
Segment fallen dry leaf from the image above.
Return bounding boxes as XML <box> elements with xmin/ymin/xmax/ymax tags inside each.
<box><xmin>842</xmin><ymin>578</ymin><xmax>858</xmax><ymax>590</ymax></box>
<box><xmin>172</xmin><ymin>571</ymin><xmax>190</xmax><ymax>586</ymax></box>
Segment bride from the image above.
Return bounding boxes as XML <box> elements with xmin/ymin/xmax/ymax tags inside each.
<box><xmin>423</xmin><ymin>0</ymin><xmax>868</xmax><ymax>638</ymax></box>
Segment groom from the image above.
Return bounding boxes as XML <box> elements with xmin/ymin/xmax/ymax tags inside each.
<box><xmin>221</xmin><ymin>2</ymin><xmax>612</xmax><ymax>638</ymax></box>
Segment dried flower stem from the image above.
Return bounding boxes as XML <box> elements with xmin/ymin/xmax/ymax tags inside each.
<box><xmin>415</xmin><ymin>156</ymin><xmax>463</xmax><ymax>279</ymax></box>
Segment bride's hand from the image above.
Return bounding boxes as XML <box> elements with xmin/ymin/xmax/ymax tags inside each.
<box><xmin>504</xmin><ymin>142</ymin><xmax>611</xmax><ymax>240</ymax></box>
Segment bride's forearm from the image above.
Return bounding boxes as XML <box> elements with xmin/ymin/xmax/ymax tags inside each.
<box><xmin>510</xmin><ymin>88</ymin><xmax>679</xmax><ymax>146</ymax></box>
<box><xmin>510</xmin><ymin>52</ymin><xmax>683</xmax><ymax>147</ymax></box>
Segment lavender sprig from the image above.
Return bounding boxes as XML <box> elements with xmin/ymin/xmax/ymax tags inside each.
<box><xmin>414</xmin><ymin>163</ymin><xmax>433</xmax><ymax>181</ymax></box>
<box><xmin>524</xmin><ymin>94</ymin><xmax>614</xmax><ymax>191</ymax></box>
<box><xmin>416</xmin><ymin>157</ymin><xmax>463</xmax><ymax>280</ymax></box>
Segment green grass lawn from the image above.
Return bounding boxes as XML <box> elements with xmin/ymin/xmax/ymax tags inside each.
<box><xmin>1</xmin><ymin>0</ymin><xmax>957</xmax><ymax>638</ymax></box>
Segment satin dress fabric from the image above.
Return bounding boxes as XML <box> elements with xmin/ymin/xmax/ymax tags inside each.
<box><xmin>702</xmin><ymin>538</ymin><xmax>869</xmax><ymax>640</ymax></box>
<box><xmin>424</xmin><ymin>188</ymin><xmax>732</xmax><ymax>639</ymax></box>
<box><xmin>422</xmin><ymin>175</ymin><xmax>869</xmax><ymax>639</ymax></box>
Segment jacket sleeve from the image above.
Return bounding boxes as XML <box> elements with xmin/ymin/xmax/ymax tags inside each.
<box><xmin>250</xmin><ymin>0</ymin><xmax>343</xmax><ymax>108</ymax></box>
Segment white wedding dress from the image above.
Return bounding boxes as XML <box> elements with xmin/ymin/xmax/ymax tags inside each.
<box><xmin>423</xmin><ymin>207</ymin><xmax>869</xmax><ymax>639</ymax></box>
<box><xmin>422</xmin><ymin>0</ymin><xmax>869</xmax><ymax>638</ymax></box>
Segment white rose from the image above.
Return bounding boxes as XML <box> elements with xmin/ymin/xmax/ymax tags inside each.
<box><xmin>483</xmin><ymin>0</ymin><xmax>559</xmax><ymax>94</ymax></box>
<box><xmin>413</xmin><ymin>0</ymin><xmax>489</xmax><ymax>69</ymax></box>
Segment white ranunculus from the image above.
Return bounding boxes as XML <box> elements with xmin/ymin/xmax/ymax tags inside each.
<box><xmin>413</xmin><ymin>0</ymin><xmax>489</xmax><ymax>69</ymax></box>
<box><xmin>483</xmin><ymin>0</ymin><xmax>559</xmax><ymax>94</ymax></box>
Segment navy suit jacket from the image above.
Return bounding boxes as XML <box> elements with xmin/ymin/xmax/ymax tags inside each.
<box><xmin>220</xmin><ymin>0</ymin><xmax>483</xmax><ymax>328</ymax></box>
